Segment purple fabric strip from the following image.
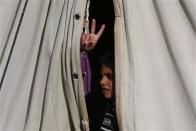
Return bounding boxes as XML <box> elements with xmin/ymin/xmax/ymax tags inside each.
<box><xmin>80</xmin><ymin>52</ymin><xmax>92</xmax><ymax>94</ymax></box>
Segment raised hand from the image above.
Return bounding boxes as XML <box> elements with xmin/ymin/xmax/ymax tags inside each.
<box><xmin>80</xmin><ymin>19</ymin><xmax>105</xmax><ymax>52</ymax></box>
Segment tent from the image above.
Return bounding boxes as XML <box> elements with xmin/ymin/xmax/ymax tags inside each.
<box><xmin>0</xmin><ymin>0</ymin><xmax>195</xmax><ymax>130</ymax></box>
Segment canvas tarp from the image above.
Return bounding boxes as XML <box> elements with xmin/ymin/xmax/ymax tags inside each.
<box><xmin>0</xmin><ymin>0</ymin><xmax>196</xmax><ymax>131</ymax></box>
<box><xmin>114</xmin><ymin>0</ymin><xmax>196</xmax><ymax>130</ymax></box>
<box><xmin>0</xmin><ymin>0</ymin><xmax>88</xmax><ymax>130</ymax></box>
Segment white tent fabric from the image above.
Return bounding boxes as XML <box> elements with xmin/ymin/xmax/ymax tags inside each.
<box><xmin>0</xmin><ymin>0</ymin><xmax>196</xmax><ymax>131</ymax></box>
<box><xmin>114</xmin><ymin>0</ymin><xmax>196</xmax><ymax>130</ymax></box>
<box><xmin>0</xmin><ymin>0</ymin><xmax>88</xmax><ymax>131</ymax></box>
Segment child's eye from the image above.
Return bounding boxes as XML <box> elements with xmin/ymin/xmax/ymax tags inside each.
<box><xmin>106</xmin><ymin>74</ymin><xmax>112</xmax><ymax>80</ymax></box>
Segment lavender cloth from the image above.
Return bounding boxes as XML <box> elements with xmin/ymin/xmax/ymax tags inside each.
<box><xmin>80</xmin><ymin>52</ymin><xmax>92</xmax><ymax>94</ymax></box>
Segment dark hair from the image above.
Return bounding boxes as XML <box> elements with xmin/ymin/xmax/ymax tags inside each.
<box><xmin>99</xmin><ymin>53</ymin><xmax>114</xmax><ymax>70</ymax></box>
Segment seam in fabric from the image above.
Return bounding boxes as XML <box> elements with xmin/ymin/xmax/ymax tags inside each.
<box><xmin>0</xmin><ymin>0</ymin><xmax>22</xmax><ymax>64</ymax></box>
<box><xmin>179</xmin><ymin>0</ymin><xmax>196</xmax><ymax>32</ymax></box>
<box><xmin>0</xmin><ymin>0</ymin><xmax>29</xmax><ymax>91</ymax></box>
<box><xmin>44</xmin><ymin>1</ymin><xmax>67</xmax><ymax>131</ymax></box>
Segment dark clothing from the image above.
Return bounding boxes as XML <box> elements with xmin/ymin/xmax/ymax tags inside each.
<box><xmin>99</xmin><ymin>99</ymin><xmax>119</xmax><ymax>131</ymax></box>
<box><xmin>86</xmin><ymin>91</ymin><xmax>106</xmax><ymax>131</ymax></box>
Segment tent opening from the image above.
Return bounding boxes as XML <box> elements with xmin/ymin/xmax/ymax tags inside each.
<box><xmin>84</xmin><ymin>0</ymin><xmax>115</xmax><ymax>130</ymax></box>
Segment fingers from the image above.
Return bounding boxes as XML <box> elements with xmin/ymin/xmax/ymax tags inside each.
<box><xmin>81</xmin><ymin>34</ymin><xmax>96</xmax><ymax>52</ymax></box>
<box><xmin>89</xmin><ymin>34</ymin><xmax>98</xmax><ymax>45</ymax></box>
<box><xmin>91</xmin><ymin>19</ymin><xmax>96</xmax><ymax>34</ymax></box>
<box><xmin>84</xmin><ymin>34</ymin><xmax>90</xmax><ymax>45</ymax></box>
<box><xmin>80</xmin><ymin>33</ymin><xmax>86</xmax><ymax>44</ymax></box>
<box><xmin>80</xmin><ymin>19</ymin><xmax>105</xmax><ymax>52</ymax></box>
<box><xmin>96</xmin><ymin>24</ymin><xmax>105</xmax><ymax>39</ymax></box>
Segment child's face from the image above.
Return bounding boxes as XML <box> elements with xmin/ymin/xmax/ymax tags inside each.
<box><xmin>100</xmin><ymin>65</ymin><xmax>113</xmax><ymax>99</ymax></box>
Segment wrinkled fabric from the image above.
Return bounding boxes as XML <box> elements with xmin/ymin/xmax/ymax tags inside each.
<box><xmin>0</xmin><ymin>0</ymin><xmax>89</xmax><ymax>130</ymax></box>
<box><xmin>0</xmin><ymin>0</ymin><xmax>196</xmax><ymax>131</ymax></box>
<box><xmin>113</xmin><ymin>0</ymin><xmax>196</xmax><ymax>130</ymax></box>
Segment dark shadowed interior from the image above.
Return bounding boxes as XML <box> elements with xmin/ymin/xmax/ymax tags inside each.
<box><xmin>85</xmin><ymin>0</ymin><xmax>115</xmax><ymax>130</ymax></box>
